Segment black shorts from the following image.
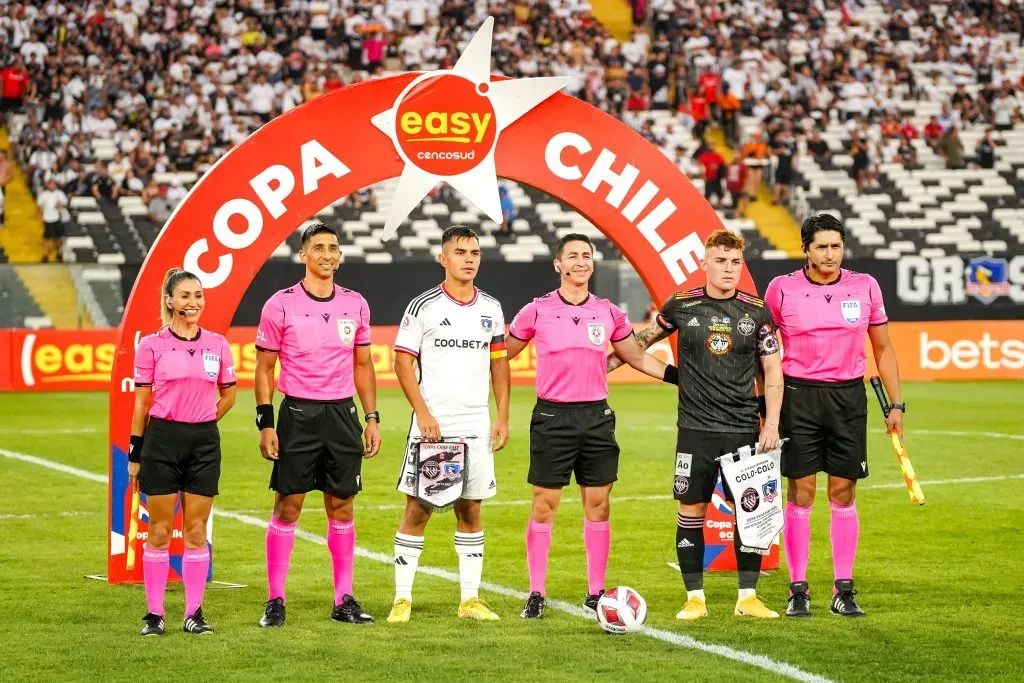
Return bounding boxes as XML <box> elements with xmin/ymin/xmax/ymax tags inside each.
<box><xmin>271</xmin><ymin>396</ymin><xmax>364</xmax><ymax>499</ymax></box>
<box><xmin>704</xmin><ymin>178</ymin><xmax>723</xmax><ymax>199</ymax></box>
<box><xmin>528</xmin><ymin>399</ymin><xmax>618</xmax><ymax>488</ymax></box>
<box><xmin>43</xmin><ymin>220</ymin><xmax>65</xmax><ymax>240</ymax></box>
<box><xmin>674</xmin><ymin>428</ymin><xmax>759</xmax><ymax>503</ymax></box>
<box><xmin>139</xmin><ymin>417</ymin><xmax>221</xmax><ymax>497</ymax></box>
<box><xmin>780</xmin><ymin>377</ymin><xmax>868</xmax><ymax>480</ymax></box>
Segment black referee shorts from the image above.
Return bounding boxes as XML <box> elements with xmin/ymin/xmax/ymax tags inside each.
<box><xmin>528</xmin><ymin>399</ymin><xmax>619</xmax><ymax>488</ymax></box>
<box><xmin>271</xmin><ymin>396</ymin><xmax>364</xmax><ymax>499</ymax></box>
<box><xmin>780</xmin><ymin>377</ymin><xmax>868</xmax><ymax>480</ymax></box>
<box><xmin>674</xmin><ymin>428</ymin><xmax>760</xmax><ymax>504</ymax></box>
<box><xmin>140</xmin><ymin>417</ymin><xmax>221</xmax><ymax>497</ymax></box>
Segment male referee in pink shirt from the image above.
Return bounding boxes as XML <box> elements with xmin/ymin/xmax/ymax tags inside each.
<box><xmin>765</xmin><ymin>214</ymin><xmax>904</xmax><ymax>618</ymax></box>
<box><xmin>254</xmin><ymin>223</ymin><xmax>382</xmax><ymax>627</ymax></box>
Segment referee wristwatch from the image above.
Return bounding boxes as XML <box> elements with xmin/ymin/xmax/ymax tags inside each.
<box><xmin>364</xmin><ymin>411</ymin><xmax>381</xmax><ymax>424</ymax></box>
<box><xmin>890</xmin><ymin>402</ymin><xmax>906</xmax><ymax>413</ymax></box>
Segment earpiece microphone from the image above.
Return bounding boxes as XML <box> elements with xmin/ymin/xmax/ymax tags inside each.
<box><xmin>177</xmin><ymin>308</ymin><xmax>188</xmax><ymax>316</ymax></box>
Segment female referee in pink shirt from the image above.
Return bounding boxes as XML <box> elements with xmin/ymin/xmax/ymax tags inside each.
<box><xmin>765</xmin><ymin>214</ymin><xmax>904</xmax><ymax>618</ymax></box>
<box><xmin>505</xmin><ymin>233</ymin><xmax>678</xmax><ymax>619</ymax></box>
<box><xmin>128</xmin><ymin>268</ymin><xmax>237</xmax><ymax>636</ymax></box>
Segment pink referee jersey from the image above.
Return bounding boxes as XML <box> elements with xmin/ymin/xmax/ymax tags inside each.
<box><xmin>256</xmin><ymin>281</ymin><xmax>370</xmax><ymax>401</ymax></box>
<box><xmin>134</xmin><ymin>327</ymin><xmax>236</xmax><ymax>423</ymax></box>
<box><xmin>764</xmin><ymin>268</ymin><xmax>888</xmax><ymax>382</ymax></box>
<box><xmin>509</xmin><ymin>290</ymin><xmax>633</xmax><ymax>402</ymax></box>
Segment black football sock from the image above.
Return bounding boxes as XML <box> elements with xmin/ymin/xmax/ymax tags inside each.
<box><xmin>734</xmin><ymin>518</ymin><xmax>764</xmax><ymax>590</ymax></box>
<box><xmin>676</xmin><ymin>512</ymin><xmax>705</xmax><ymax>591</ymax></box>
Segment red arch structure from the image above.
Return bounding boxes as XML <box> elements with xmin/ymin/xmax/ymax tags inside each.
<box><xmin>106</xmin><ymin>73</ymin><xmax>751</xmax><ymax>583</ymax></box>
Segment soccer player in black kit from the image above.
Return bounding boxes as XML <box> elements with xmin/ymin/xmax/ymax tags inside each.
<box><xmin>608</xmin><ymin>230</ymin><xmax>784</xmax><ymax>619</ymax></box>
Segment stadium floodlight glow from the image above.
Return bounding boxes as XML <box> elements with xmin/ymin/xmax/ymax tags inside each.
<box><xmin>106</xmin><ymin>16</ymin><xmax>742</xmax><ymax>584</ymax></box>
<box><xmin>370</xmin><ymin>17</ymin><xmax>570</xmax><ymax>240</ymax></box>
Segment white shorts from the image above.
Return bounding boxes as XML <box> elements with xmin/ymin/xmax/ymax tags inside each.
<box><xmin>397</xmin><ymin>431</ymin><xmax>497</xmax><ymax>501</ymax></box>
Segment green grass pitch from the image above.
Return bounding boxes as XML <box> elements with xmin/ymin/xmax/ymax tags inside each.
<box><xmin>0</xmin><ymin>381</ymin><xmax>1022</xmax><ymax>682</ymax></box>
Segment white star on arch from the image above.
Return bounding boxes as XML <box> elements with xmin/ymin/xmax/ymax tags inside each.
<box><xmin>371</xmin><ymin>17</ymin><xmax>570</xmax><ymax>241</ymax></box>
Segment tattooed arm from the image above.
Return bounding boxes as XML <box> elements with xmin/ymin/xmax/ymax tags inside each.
<box><xmin>606</xmin><ymin>319</ymin><xmax>672</xmax><ymax>372</ymax></box>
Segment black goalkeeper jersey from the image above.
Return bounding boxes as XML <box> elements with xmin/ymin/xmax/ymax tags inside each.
<box><xmin>657</xmin><ymin>287</ymin><xmax>779</xmax><ymax>433</ymax></box>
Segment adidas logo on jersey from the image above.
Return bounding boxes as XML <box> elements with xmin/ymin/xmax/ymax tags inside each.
<box><xmin>677</xmin><ymin>538</ymin><xmax>695</xmax><ymax>548</ymax></box>
<box><xmin>440</xmin><ymin>318</ymin><xmax>452</xmax><ymax>326</ymax></box>
<box><xmin>687</xmin><ymin>317</ymin><xmax>699</xmax><ymax>327</ymax></box>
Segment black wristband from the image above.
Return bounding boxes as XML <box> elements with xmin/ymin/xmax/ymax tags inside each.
<box><xmin>256</xmin><ymin>404</ymin><xmax>275</xmax><ymax>430</ymax></box>
<box><xmin>662</xmin><ymin>364</ymin><xmax>679</xmax><ymax>386</ymax></box>
<box><xmin>129</xmin><ymin>434</ymin><xmax>144</xmax><ymax>464</ymax></box>
<box><xmin>757</xmin><ymin>395</ymin><xmax>767</xmax><ymax>419</ymax></box>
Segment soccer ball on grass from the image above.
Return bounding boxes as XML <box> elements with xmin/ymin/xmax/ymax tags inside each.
<box><xmin>595</xmin><ymin>586</ymin><xmax>647</xmax><ymax>634</ymax></box>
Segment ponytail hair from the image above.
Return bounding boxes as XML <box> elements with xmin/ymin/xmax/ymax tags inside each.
<box><xmin>160</xmin><ymin>268</ymin><xmax>200</xmax><ymax>326</ymax></box>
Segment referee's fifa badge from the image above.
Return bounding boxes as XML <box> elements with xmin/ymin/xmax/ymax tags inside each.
<box><xmin>587</xmin><ymin>322</ymin><xmax>606</xmax><ymax>346</ymax></box>
<box><xmin>737</xmin><ymin>315</ymin><xmax>755</xmax><ymax>336</ymax></box>
<box><xmin>841</xmin><ymin>300</ymin><xmax>861</xmax><ymax>323</ymax></box>
<box><xmin>202</xmin><ymin>353</ymin><xmax>219</xmax><ymax>379</ymax></box>
<box><xmin>480</xmin><ymin>316</ymin><xmax>493</xmax><ymax>332</ymax></box>
<box><xmin>706</xmin><ymin>332</ymin><xmax>733</xmax><ymax>355</ymax></box>
<box><xmin>337</xmin><ymin>318</ymin><xmax>356</xmax><ymax>344</ymax></box>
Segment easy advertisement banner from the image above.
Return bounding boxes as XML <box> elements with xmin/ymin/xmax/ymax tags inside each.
<box><xmin>1</xmin><ymin>320</ymin><xmax>1019</xmax><ymax>393</ymax></box>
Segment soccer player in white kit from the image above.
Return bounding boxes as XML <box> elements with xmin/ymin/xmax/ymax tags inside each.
<box><xmin>387</xmin><ymin>226</ymin><xmax>511</xmax><ymax>623</ymax></box>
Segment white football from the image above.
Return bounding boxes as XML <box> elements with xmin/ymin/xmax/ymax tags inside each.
<box><xmin>596</xmin><ymin>586</ymin><xmax>647</xmax><ymax>634</ymax></box>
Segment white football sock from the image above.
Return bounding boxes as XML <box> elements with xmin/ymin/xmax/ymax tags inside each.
<box><xmin>687</xmin><ymin>589</ymin><xmax>706</xmax><ymax>601</ymax></box>
<box><xmin>455</xmin><ymin>531</ymin><xmax>484</xmax><ymax>603</ymax></box>
<box><xmin>394</xmin><ymin>533</ymin><xmax>424</xmax><ymax>602</ymax></box>
<box><xmin>738</xmin><ymin>588</ymin><xmax>757</xmax><ymax>601</ymax></box>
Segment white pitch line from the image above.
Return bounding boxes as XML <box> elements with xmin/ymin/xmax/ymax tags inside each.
<box><xmin>214</xmin><ymin>509</ymin><xmax>833</xmax><ymax>683</ymax></box>
<box><xmin>0</xmin><ymin>510</ymin><xmax>96</xmax><ymax>521</ymax></box>
<box><xmin>0</xmin><ymin>447</ymin><xmax>832</xmax><ymax>683</ymax></box>
<box><xmin>0</xmin><ymin>448</ymin><xmax>107</xmax><ymax>483</ymax></box>
<box><xmin>0</xmin><ymin>427</ymin><xmax>100</xmax><ymax>435</ymax></box>
<box><xmin>1</xmin><ymin>425</ymin><xmax>1023</xmax><ymax>441</ymax></box>
<box><xmin>858</xmin><ymin>473</ymin><xmax>1024</xmax><ymax>490</ymax></box>
<box><xmin>323</xmin><ymin>474</ymin><xmax>1024</xmax><ymax>512</ymax></box>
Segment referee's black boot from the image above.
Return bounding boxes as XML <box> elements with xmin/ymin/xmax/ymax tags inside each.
<box><xmin>786</xmin><ymin>582</ymin><xmax>811</xmax><ymax>618</ymax></box>
<box><xmin>582</xmin><ymin>589</ymin><xmax>605</xmax><ymax>614</ymax></box>
<box><xmin>520</xmin><ymin>592</ymin><xmax>545</xmax><ymax>619</ymax></box>
<box><xmin>259</xmin><ymin>597</ymin><xmax>286</xmax><ymax>628</ymax></box>
<box><xmin>830</xmin><ymin>579</ymin><xmax>866</xmax><ymax>617</ymax></box>
<box><xmin>332</xmin><ymin>594</ymin><xmax>374</xmax><ymax>624</ymax></box>
<box><xmin>140</xmin><ymin>612</ymin><xmax>165</xmax><ymax>636</ymax></box>
<box><xmin>183</xmin><ymin>607</ymin><xmax>214</xmax><ymax>635</ymax></box>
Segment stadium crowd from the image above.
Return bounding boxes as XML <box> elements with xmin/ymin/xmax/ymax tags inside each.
<box><xmin>0</xmin><ymin>0</ymin><xmax>1022</xmax><ymax>250</ymax></box>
